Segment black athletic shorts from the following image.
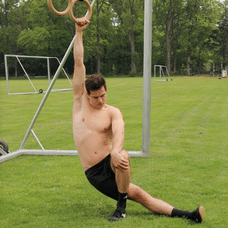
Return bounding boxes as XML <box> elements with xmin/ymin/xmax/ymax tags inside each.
<box><xmin>85</xmin><ymin>154</ymin><xmax>119</xmax><ymax>201</ymax></box>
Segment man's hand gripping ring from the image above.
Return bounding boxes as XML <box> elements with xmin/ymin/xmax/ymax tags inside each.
<box><xmin>47</xmin><ymin>0</ymin><xmax>92</xmax><ymax>24</ymax></box>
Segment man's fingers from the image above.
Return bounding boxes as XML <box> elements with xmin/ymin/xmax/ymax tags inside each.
<box><xmin>111</xmin><ymin>153</ymin><xmax>129</xmax><ymax>172</ymax></box>
<box><xmin>120</xmin><ymin>159</ymin><xmax>129</xmax><ymax>166</ymax></box>
<box><xmin>120</xmin><ymin>166</ymin><xmax>129</xmax><ymax>173</ymax></box>
<box><xmin>113</xmin><ymin>161</ymin><xmax>128</xmax><ymax>170</ymax></box>
<box><xmin>76</xmin><ymin>17</ymin><xmax>90</xmax><ymax>26</ymax></box>
<box><xmin>119</xmin><ymin>160</ymin><xmax>129</xmax><ymax>170</ymax></box>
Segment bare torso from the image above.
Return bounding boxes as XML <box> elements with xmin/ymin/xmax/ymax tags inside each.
<box><xmin>72</xmin><ymin>92</ymin><xmax>114</xmax><ymax>171</ymax></box>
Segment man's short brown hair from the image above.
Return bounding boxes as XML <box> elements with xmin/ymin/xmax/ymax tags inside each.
<box><xmin>85</xmin><ymin>74</ymin><xmax>107</xmax><ymax>94</ymax></box>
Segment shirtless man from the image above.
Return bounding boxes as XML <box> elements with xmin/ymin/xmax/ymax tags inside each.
<box><xmin>72</xmin><ymin>17</ymin><xmax>205</xmax><ymax>222</ymax></box>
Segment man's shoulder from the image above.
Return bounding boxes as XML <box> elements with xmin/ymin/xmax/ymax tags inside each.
<box><xmin>105</xmin><ymin>105</ymin><xmax>123</xmax><ymax>118</ymax></box>
<box><xmin>106</xmin><ymin>104</ymin><xmax>120</xmax><ymax>112</ymax></box>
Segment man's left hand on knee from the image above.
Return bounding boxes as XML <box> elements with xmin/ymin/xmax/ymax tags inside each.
<box><xmin>111</xmin><ymin>151</ymin><xmax>130</xmax><ymax>173</ymax></box>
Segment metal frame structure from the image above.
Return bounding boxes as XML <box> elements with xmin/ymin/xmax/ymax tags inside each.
<box><xmin>154</xmin><ymin>65</ymin><xmax>170</xmax><ymax>81</ymax></box>
<box><xmin>0</xmin><ymin>0</ymin><xmax>152</xmax><ymax>164</ymax></box>
<box><xmin>4</xmin><ymin>54</ymin><xmax>72</xmax><ymax>95</ymax></box>
<box><xmin>0</xmin><ymin>148</ymin><xmax>8</xmax><ymax>156</ymax></box>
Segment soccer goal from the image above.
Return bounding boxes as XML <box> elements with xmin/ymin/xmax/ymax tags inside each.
<box><xmin>4</xmin><ymin>54</ymin><xmax>72</xmax><ymax>95</ymax></box>
<box><xmin>154</xmin><ymin>65</ymin><xmax>171</xmax><ymax>81</ymax></box>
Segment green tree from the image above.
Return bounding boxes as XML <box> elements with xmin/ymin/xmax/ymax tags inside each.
<box><xmin>17</xmin><ymin>0</ymin><xmax>73</xmax><ymax>56</ymax></box>
<box><xmin>154</xmin><ymin>0</ymin><xmax>202</xmax><ymax>74</ymax></box>
<box><xmin>179</xmin><ymin>0</ymin><xmax>220</xmax><ymax>75</ymax></box>
<box><xmin>16</xmin><ymin>0</ymin><xmax>98</xmax><ymax>75</ymax></box>
<box><xmin>94</xmin><ymin>0</ymin><xmax>117</xmax><ymax>75</ymax></box>
<box><xmin>108</xmin><ymin>0</ymin><xmax>144</xmax><ymax>75</ymax></box>
<box><xmin>0</xmin><ymin>0</ymin><xmax>21</xmax><ymax>76</ymax></box>
<box><xmin>217</xmin><ymin>0</ymin><xmax>228</xmax><ymax>68</ymax></box>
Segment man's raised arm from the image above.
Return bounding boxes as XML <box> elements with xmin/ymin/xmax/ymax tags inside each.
<box><xmin>72</xmin><ymin>18</ymin><xmax>90</xmax><ymax>101</ymax></box>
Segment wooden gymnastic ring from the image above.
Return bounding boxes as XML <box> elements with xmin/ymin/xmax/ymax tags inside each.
<box><xmin>69</xmin><ymin>0</ymin><xmax>92</xmax><ymax>24</ymax></box>
<box><xmin>47</xmin><ymin>0</ymin><xmax>72</xmax><ymax>16</ymax></box>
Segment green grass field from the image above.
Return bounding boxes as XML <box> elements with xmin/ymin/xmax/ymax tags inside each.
<box><xmin>0</xmin><ymin>77</ymin><xmax>228</xmax><ymax>227</ymax></box>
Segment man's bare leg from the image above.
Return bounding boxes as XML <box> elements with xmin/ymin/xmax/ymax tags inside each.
<box><xmin>128</xmin><ymin>183</ymin><xmax>173</xmax><ymax>215</ymax></box>
<box><xmin>109</xmin><ymin>150</ymin><xmax>131</xmax><ymax>221</ymax></box>
<box><xmin>110</xmin><ymin>150</ymin><xmax>173</xmax><ymax>220</ymax></box>
<box><xmin>110</xmin><ymin>150</ymin><xmax>205</xmax><ymax>222</ymax></box>
<box><xmin>128</xmin><ymin>182</ymin><xmax>205</xmax><ymax>222</ymax></box>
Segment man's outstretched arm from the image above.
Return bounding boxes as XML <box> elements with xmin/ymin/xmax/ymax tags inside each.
<box><xmin>72</xmin><ymin>18</ymin><xmax>90</xmax><ymax>102</ymax></box>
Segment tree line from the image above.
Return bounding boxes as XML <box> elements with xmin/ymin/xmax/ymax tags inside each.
<box><xmin>0</xmin><ymin>0</ymin><xmax>227</xmax><ymax>77</ymax></box>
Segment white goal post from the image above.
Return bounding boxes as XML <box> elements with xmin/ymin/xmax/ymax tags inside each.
<box><xmin>154</xmin><ymin>65</ymin><xmax>171</xmax><ymax>81</ymax></box>
<box><xmin>4</xmin><ymin>54</ymin><xmax>73</xmax><ymax>95</ymax></box>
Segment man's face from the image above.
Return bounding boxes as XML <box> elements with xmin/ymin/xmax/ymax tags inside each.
<box><xmin>88</xmin><ymin>86</ymin><xmax>107</xmax><ymax>109</ymax></box>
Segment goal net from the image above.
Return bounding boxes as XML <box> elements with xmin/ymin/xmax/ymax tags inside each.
<box><xmin>154</xmin><ymin>65</ymin><xmax>171</xmax><ymax>81</ymax></box>
<box><xmin>4</xmin><ymin>54</ymin><xmax>72</xmax><ymax>95</ymax></box>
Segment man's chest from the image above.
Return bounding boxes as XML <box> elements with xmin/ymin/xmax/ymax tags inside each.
<box><xmin>73</xmin><ymin>107</ymin><xmax>112</xmax><ymax>134</ymax></box>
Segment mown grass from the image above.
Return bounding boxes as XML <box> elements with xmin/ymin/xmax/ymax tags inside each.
<box><xmin>0</xmin><ymin>77</ymin><xmax>228</xmax><ymax>227</ymax></box>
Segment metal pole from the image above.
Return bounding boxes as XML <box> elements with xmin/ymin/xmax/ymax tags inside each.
<box><xmin>31</xmin><ymin>130</ymin><xmax>45</xmax><ymax>150</ymax></box>
<box><xmin>47</xmin><ymin>58</ymin><xmax>51</xmax><ymax>85</ymax></box>
<box><xmin>4</xmin><ymin>55</ymin><xmax>10</xmax><ymax>95</ymax></box>
<box><xmin>20</xmin><ymin>0</ymin><xmax>96</xmax><ymax>149</ymax></box>
<box><xmin>154</xmin><ymin>65</ymin><xmax>155</xmax><ymax>81</ymax></box>
<box><xmin>142</xmin><ymin>0</ymin><xmax>152</xmax><ymax>157</ymax></box>
<box><xmin>5</xmin><ymin>54</ymin><xmax>54</xmax><ymax>59</ymax></box>
<box><xmin>55</xmin><ymin>57</ymin><xmax>72</xmax><ymax>85</ymax></box>
<box><xmin>160</xmin><ymin>66</ymin><xmax>162</xmax><ymax>80</ymax></box>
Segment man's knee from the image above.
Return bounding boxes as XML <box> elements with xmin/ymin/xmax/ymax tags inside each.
<box><xmin>110</xmin><ymin>149</ymin><xmax>130</xmax><ymax>173</ymax></box>
<box><xmin>120</xmin><ymin>149</ymin><xmax>130</xmax><ymax>161</ymax></box>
